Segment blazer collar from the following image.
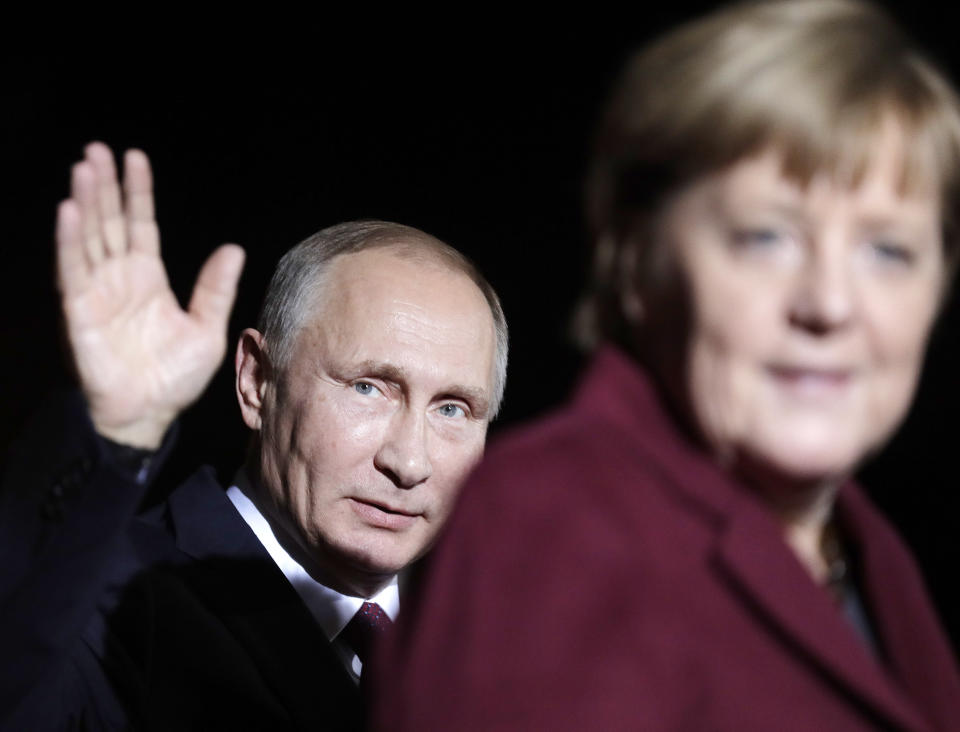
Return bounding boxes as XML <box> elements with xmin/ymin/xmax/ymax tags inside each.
<box><xmin>577</xmin><ymin>347</ymin><xmax>933</xmax><ymax>732</ymax></box>
<box><xmin>717</xmin><ymin>504</ymin><xmax>930</xmax><ymax>731</ymax></box>
<box><xmin>164</xmin><ymin>468</ymin><xmax>360</xmax><ymax>730</ymax></box>
<box><xmin>838</xmin><ymin>486</ymin><xmax>960</xmax><ymax>729</ymax></box>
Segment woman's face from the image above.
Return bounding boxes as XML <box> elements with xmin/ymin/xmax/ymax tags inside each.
<box><xmin>648</xmin><ymin>137</ymin><xmax>945</xmax><ymax>484</ymax></box>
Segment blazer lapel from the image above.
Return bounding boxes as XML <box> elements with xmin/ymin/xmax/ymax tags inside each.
<box><xmin>838</xmin><ymin>486</ymin><xmax>960</xmax><ymax>730</ymax></box>
<box><xmin>715</xmin><ymin>499</ymin><xmax>931</xmax><ymax>732</ymax></box>
<box><xmin>166</xmin><ymin>469</ymin><xmax>360</xmax><ymax>730</ymax></box>
<box><xmin>579</xmin><ymin>352</ymin><xmax>932</xmax><ymax>732</ymax></box>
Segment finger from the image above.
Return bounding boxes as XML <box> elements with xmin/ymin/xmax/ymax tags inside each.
<box><xmin>71</xmin><ymin>161</ymin><xmax>106</xmax><ymax>266</ymax></box>
<box><xmin>122</xmin><ymin>149</ymin><xmax>160</xmax><ymax>256</ymax></box>
<box><xmin>56</xmin><ymin>199</ymin><xmax>90</xmax><ymax>297</ymax></box>
<box><xmin>188</xmin><ymin>244</ymin><xmax>246</xmax><ymax>331</ymax></box>
<box><xmin>85</xmin><ymin>142</ymin><xmax>125</xmax><ymax>256</ymax></box>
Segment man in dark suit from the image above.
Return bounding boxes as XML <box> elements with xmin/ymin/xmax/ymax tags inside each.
<box><xmin>0</xmin><ymin>142</ymin><xmax>507</xmax><ymax>730</ymax></box>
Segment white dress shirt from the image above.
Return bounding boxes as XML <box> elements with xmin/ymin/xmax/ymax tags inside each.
<box><xmin>226</xmin><ymin>483</ymin><xmax>399</xmax><ymax>683</ymax></box>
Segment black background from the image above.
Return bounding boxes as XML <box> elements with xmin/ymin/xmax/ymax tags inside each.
<box><xmin>3</xmin><ymin>4</ymin><xmax>959</xmax><ymax>648</ymax></box>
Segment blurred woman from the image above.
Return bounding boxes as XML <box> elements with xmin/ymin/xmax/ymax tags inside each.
<box><xmin>374</xmin><ymin>2</ymin><xmax>960</xmax><ymax>730</ymax></box>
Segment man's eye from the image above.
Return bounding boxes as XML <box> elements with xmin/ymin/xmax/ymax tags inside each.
<box><xmin>353</xmin><ymin>382</ymin><xmax>381</xmax><ymax>397</ymax></box>
<box><xmin>437</xmin><ymin>403</ymin><xmax>466</xmax><ymax>419</ymax></box>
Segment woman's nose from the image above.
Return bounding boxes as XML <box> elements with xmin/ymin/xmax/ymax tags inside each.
<box><xmin>788</xmin><ymin>243</ymin><xmax>855</xmax><ymax>335</ymax></box>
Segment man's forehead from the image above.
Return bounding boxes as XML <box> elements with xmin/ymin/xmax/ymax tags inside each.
<box><xmin>318</xmin><ymin>248</ymin><xmax>491</xmax><ymax>330</ymax></box>
<box><xmin>292</xmin><ymin>249</ymin><xmax>496</xmax><ymax>395</ymax></box>
<box><xmin>324</xmin><ymin>245</ymin><xmax>468</xmax><ymax>290</ymax></box>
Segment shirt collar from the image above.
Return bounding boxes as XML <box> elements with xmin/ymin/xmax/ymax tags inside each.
<box><xmin>225</xmin><ymin>480</ymin><xmax>400</xmax><ymax>642</ymax></box>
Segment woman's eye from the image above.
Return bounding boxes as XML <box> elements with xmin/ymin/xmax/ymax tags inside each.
<box><xmin>732</xmin><ymin>227</ymin><xmax>785</xmax><ymax>247</ymax></box>
<box><xmin>353</xmin><ymin>382</ymin><xmax>381</xmax><ymax>397</ymax></box>
<box><xmin>437</xmin><ymin>403</ymin><xmax>466</xmax><ymax>419</ymax></box>
<box><xmin>870</xmin><ymin>240</ymin><xmax>914</xmax><ymax>265</ymax></box>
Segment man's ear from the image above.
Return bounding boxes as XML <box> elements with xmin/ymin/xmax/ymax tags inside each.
<box><xmin>236</xmin><ymin>328</ymin><xmax>272</xmax><ymax>431</ymax></box>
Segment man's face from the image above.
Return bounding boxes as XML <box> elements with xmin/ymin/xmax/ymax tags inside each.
<box><xmin>251</xmin><ymin>248</ymin><xmax>496</xmax><ymax>596</ymax></box>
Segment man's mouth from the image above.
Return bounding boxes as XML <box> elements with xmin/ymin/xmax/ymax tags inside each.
<box><xmin>348</xmin><ymin>498</ymin><xmax>419</xmax><ymax>530</ymax></box>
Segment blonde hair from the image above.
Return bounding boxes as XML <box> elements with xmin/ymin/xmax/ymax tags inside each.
<box><xmin>577</xmin><ymin>0</ymin><xmax>960</xmax><ymax>349</ymax></box>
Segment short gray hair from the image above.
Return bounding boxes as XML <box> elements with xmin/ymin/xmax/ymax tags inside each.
<box><xmin>257</xmin><ymin>220</ymin><xmax>509</xmax><ymax>418</ymax></box>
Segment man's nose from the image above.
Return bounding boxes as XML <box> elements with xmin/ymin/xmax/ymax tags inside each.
<box><xmin>788</xmin><ymin>242</ymin><xmax>855</xmax><ymax>335</ymax></box>
<box><xmin>374</xmin><ymin>409</ymin><xmax>433</xmax><ymax>488</ymax></box>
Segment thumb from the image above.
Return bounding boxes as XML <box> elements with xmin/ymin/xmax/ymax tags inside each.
<box><xmin>188</xmin><ymin>244</ymin><xmax>246</xmax><ymax>330</ymax></box>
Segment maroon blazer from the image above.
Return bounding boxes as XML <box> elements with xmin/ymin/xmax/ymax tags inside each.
<box><xmin>373</xmin><ymin>347</ymin><xmax>960</xmax><ymax>731</ymax></box>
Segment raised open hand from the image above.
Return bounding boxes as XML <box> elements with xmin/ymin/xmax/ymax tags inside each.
<box><xmin>56</xmin><ymin>143</ymin><xmax>245</xmax><ymax>448</ymax></box>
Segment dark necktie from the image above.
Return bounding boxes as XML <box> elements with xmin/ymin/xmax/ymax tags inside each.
<box><xmin>340</xmin><ymin>601</ymin><xmax>392</xmax><ymax>670</ymax></box>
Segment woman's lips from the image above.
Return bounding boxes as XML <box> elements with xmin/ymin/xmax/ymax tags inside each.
<box><xmin>767</xmin><ymin>365</ymin><xmax>853</xmax><ymax>399</ymax></box>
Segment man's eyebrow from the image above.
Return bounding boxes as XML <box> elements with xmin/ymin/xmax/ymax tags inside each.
<box><xmin>348</xmin><ymin>360</ymin><xmax>491</xmax><ymax>418</ymax></box>
<box><xmin>351</xmin><ymin>360</ymin><xmax>406</xmax><ymax>383</ymax></box>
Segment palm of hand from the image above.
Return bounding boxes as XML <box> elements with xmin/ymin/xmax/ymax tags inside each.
<box><xmin>65</xmin><ymin>252</ymin><xmax>228</xmax><ymax>438</ymax></box>
<box><xmin>57</xmin><ymin>144</ymin><xmax>244</xmax><ymax>448</ymax></box>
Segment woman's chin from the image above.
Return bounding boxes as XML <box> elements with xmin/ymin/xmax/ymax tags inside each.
<box><xmin>731</xmin><ymin>437</ymin><xmax>863</xmax><ymax>495</ymax></box>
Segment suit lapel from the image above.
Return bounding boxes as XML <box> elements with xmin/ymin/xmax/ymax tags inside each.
<box><xmin>165</xmin><ymin>469</ymin><xmax>361</xmax><ymax>731</ymax></box>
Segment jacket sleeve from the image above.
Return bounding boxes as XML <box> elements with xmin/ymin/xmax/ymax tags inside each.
<box><xmin>0</xmin><ymin>391</ymin><xmax>175</xmax><ymax>728</ymax></box>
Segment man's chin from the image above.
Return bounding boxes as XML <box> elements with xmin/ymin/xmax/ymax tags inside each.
<box><xmin>333</xmin><ymin>537</ymin><xmax>419</xmax><ymax>589</ymax></box>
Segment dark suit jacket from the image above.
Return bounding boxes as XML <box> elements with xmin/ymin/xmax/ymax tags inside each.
<box><xmin>373</xmin><ymin>347</ymin><xmax>960</xmax><ymax>731</ymax></box>
<box><xmin>0</xmin><ymin>394</ymin><xmax>360</xmax><ymax>731</ymax></box>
